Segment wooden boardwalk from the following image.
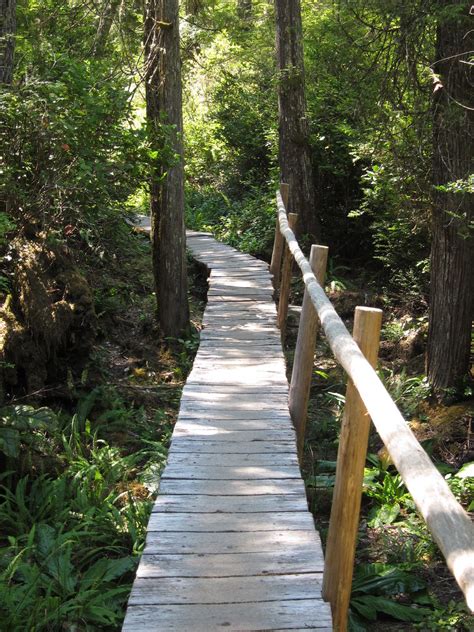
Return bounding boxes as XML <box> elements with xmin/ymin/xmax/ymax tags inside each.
<box><xmin>123</xmin><ymin>231</ymin><xmax>332</xmax><ymax>631</ymax></box>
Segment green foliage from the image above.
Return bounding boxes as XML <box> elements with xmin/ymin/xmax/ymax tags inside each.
<box><xmin>1</xmin><ymin>66</ymin><xmax>148</xmax><ymax>236</ymax></box>
<box><xmin>0</xmin><ymin>212</ymin><xmax>16</xmax><ymax>248</ymax></box>
<box><xmin>349</xmin><ymin>563</ymin><xmax>431</xmax><ymax>630</ymax></box>
<box><xmin>186</xmin><ymin>186</ymin><xmax>277</xmax><ymax>259</ymax></box>
<box><xmin>379</xmin><ymin>368</ymin><xmax>431</xmax><ymax>418</ymax></box>
<box><xmin>445</xmin><ymin>462</ymin><xmax>474</xmax><ymax>512</ymax></box>
<box><xmin>0</xmin><ymin>388</ymin><xmax>169</xmax><ymax>630</ymax></box>
<box><xmin>363</xmin><ymin>454</ymin><xmax>414</xmax><ymax>527</ymax></box>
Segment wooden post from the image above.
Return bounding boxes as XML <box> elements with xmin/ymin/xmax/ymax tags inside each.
<box><xmin>277</xmin><ymin>212</ymin><xmax>298</xmax><ymax>338</ymax></box>
<box><xmin>322</xmin><ymin>306</ymin><xmax>382</xmax><ymax>632</ymax></box>
<box><xmin>289</xmin><ymin>244</ymin><xmax>328</xmax><ymax>459</ymax></box>
<box><xmin>270</xmin><ymin>183</ymin><xmax>289</xmax><ymax>289</ymax></box>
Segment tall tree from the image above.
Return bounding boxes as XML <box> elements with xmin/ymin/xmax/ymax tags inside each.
<box><xmin>0</xmin><ymin>0</ymin><xmax>16</xmax><ymax>84</ymax></box>
<box><xmin>93</xmin><ymin>0</ymin><xmax>121</xmax><ymax>57</ymax></box>
<box><xmin>427</xmin><ymin>2</ymin><xmax>473</xmax><ymax>394</ymax></box>
<box><xmin>144</xmin><ymin>0</ymin><xmax>190</xmax><ymax>337</ymax></box>
<box><xmin>274</xmin><ymin>0</ymin><xmax>319</xmax><ymax>239</ymax></box>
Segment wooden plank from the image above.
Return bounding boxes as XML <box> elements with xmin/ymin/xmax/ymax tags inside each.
<box><xmin>181</xmin><ymin>384</ymin><xmax>288</xmax><ymax>396</ymax></box>
<box><xmin>144</xmin><ymin>528</ymin><xmax>321</xmax><ymax>555</ymax></box>
<box><xmin>147</xmin><ymin>512</ymin><xmax>314</xmax><ymax>533</ymax></box>
<box><xmin>209</xmin><ymin>279</ymin><xmax>273</xmax><ymax>289</ymax></box>
<box><xmin>192</xmin><ymin>353</ymin><xmax>285</xmax><ymax>364</ymax></box>
<box><xmin>171</xmin><ymin>427</ymin><xmax>295</xmax><ymax>442</ymax></box>
<box><xmin>179</xmin><ymin>399</ymin><xmax>290</xmax><ymax>423</ymax></box>
<box><xmin>122</xmin><ymin>599</ymin><xmax>332</xmax><ymax>631</ymax></box>
<box><xmin>152</xmin><ymin>493</ymin><xmax>306</xmax><ymax>513</ymax></box>
<box><xmin>181</xmin><ymin>388</ymin><xmax>288</xmax><ymax>402</ymax></box>
<box><xmin>168</xmin><ymin>439</ymin><xmax>295</xmax><ymax>454</ymax></box>
<box><xmin>199</xmin><ymin>330</ymin><xmax>280</xmax><ymax>340</ymax></box>
<box><xmin>164</xmin><ymin>452</ymin><xmax>297</xmax><ymax>468</ymax></box>
<box><xmin>158</xmin><ymin>478</ymin><xmax>305</xmax><ymax>496</ymax></box>
<box><xmin>128</xmin><ymin>573</ymin><xmax>324</xmax><ymax>606</ymax></box>
<box><xmin>173</xmin><ymin>420</ymin><xmax>294</xmax><ymax>435</ymax></box>
<box><xmin>185</xmin><ymin>373</ymin><xmax>289</xmax><ymax>387</ymax></box>
<box><xmin>136</xmin><ymin>548</ymin><xmax>323</xmax><ymax>578</ymax></box>
<box><xmin>179</xmin><ymin>399</ymin><xmax>289</xmax><ymax>412</ymax></box>
<box><xmin>161</xmin><ymin>464</ymin><xmax>301</xmax><ymax>480</ymax></box>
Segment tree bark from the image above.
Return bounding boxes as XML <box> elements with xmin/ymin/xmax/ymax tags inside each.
<box><xmin>427</xmin><ymin>1</ymin><xmax>473</xmax><ymax>394</ymax></box>
<box><xmin>93</xmin><ymin>0</ymin><xmax>121</xmax><ymax>57</ymax></box>
<box><xmin>274</xmin><ymin>0</ymin><xmax>319</xmax><ymax>240</ymax></box>
<box><xmin>145</xmin><ymin>0</ymin><xmax>190</xmax><ymax>337</ymax></box>
<box><xmin>0</xmin><ymin>0</ymin><xmax>16</xmax><ymax>84</ymax></box>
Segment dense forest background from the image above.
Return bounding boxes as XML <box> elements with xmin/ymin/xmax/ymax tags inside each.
<box><xmin>0</xmin><ymin>0</ymin><xmax>472</xmax><ymax>630</ymax></box>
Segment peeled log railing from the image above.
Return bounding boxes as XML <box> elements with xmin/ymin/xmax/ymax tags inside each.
<box><xmin>271</xmin><ymin>184</ymin><xmax>474</xmax><ymax>631</ymax></box>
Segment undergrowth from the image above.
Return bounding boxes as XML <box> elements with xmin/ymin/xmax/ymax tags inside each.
<box><xmin>0</xmin><ymin>389</ymin><xmax>170</xmax><ymax>631</ymax></box>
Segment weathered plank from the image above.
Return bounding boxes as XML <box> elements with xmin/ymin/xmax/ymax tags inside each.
<box><xmin>161</xmin><ymin>464</ymin><xmax>301</xmax><ymax>480</ymax></box>
<box><xmin>177</xmin><ymin>410</ymin><xmax>291</xmax><ymax>422</ymax></box>
<box><xmin>172</xmin><ymin>421</ymin><xmax>295</xmax><ymax>436</ymax></box>
<box><xmin>164</xmin><ymin>452</ymin><xmax>297</xmax><ymax>468</ymax></box>
<box><xmin>144</xmin><ymin>529</ymin><xmax>321</xmax><ymax>555</ymax></box>
<box><xmin>152</xmin><ymin>493</ymin><xmax>305</xmax><ymax>513</ymax></box>
<box><xmin>168</xmin><ymin>439</ymin><xmax>295</xmax><ymax>454</ymax></box>
<box><xmin>170</xmin><ymin>428</ymin><xmax>296</xmax><ymax>442</ymax></box>
<box><xmin>128</xmin><ymin>573</ymin><xmax>323</xmax><ymax>605</ymax></box>
<box><xmin>136</xmin><ymin>548</ymin><xmax>323</xmax><ymax>578</ymax></box>
<box><xmin>122</xmin><ymin>600</ymin><xmax>332</xmax><ymax>631</ymax></box>
<box><xmin>158</xmin><ymin>478</ymin><xmax>305</xmax><ymax>496</ymax></box>
<box><xmin>147</xmin><ymin>512</ymin><xmax>314</xmax><ymax>533</ymax></box>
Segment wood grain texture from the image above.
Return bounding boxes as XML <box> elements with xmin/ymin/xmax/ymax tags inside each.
<box><xmin>152</xmin><ymin>493</ymin><xmax>306</xmax><ymax>513</ymax></box>
<box><xmin>123</xmin><ymin>229</ymin><xmax>330</xmax><ymax>631</ymax></box>
<box><xmin>147</xmin><ymin>511</ymin><xmax>315</xmax><ymax>533</ymax></box>
<box><xmin>128</xmin><ymin>573</ymin><xmax>324</xmax><ymax>605</ymax></box>
<box><xmin>144</xmin><ymin>529</ymin><xmax>323</xmax><ymax>555</ymax></box>
<box><xmin>136</xmin><ymin>548</ymin><xmax>324</xmax><ymax>578</ymax></box>
<box><xmin>122</xmin><ymin>600</ymin><xmax>332</xmax><ymax>631</ymax></box>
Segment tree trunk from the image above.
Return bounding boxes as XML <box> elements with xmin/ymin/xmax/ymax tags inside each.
<box><xmin>144</xmin><ymin>0</ymin><xmax>190</xmax><ymax>337</ymax></box>
<box><xmin>93</xmin><ymin>0</ymin><xmax>121</xmax><ymax>57</ymax></box>
<box><xmin>0</xmin><ymin>0</ymin><xmax>16</xmax><ymax>84</ymax></box>
<box><xmin>274</xmin><ymin>0</ymin><xmax>319</xmax><ymax>240</ymax></box>
<box><xmin>427</xmin><ymin>1</ymin><xmax>473</xmax><ymax>394</ymax></box>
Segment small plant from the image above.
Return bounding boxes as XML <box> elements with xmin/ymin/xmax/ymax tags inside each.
<box><xmin>382</xmin><ymin>321</ymin><xmax>405</xmax><ymax>343</ymax></box>
<box><xmin>349</xmin><ymin>563</ymin><xmax>432</xmax><ymax>631</ymax></box>
<box><xmin>363</xmin><ymin>454</ymin><xmax>414</xmax><ymax>527</ymax></box>
<box><xmin>445</xmin><ymin>462</ymin><xmax>474</xmax><ymax>511</ymax></box>
<box><xmin>378</xmin><ymin>368</ymin><xmax>431</xmax><ymax>418</ymax></box>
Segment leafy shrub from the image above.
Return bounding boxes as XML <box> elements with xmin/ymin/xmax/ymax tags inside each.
<box><xmin>0</xmin><ymin>61</ymin><xmax>149</xmax><ymax>238</ymax></box>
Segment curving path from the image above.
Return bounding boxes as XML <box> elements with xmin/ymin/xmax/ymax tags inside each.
<box><xmin>122</xmin><ymin>230</ymin><xmax>332</xmax><ymax>631</ymax></box>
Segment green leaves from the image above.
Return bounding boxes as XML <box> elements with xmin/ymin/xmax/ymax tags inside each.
<box><xmin>0</xmin><ymin>405</ymin><xmax>59</xmax><ymax>459</ymax></box>
<box><xmin>0</xmin><ymin>390</ymin><xmax>165</xmax><ymax>630</ymax></box>
<box><xmin>350</xmin><ymin>563</ymin><xmax>431</xmax><ymax>629</ymax></box>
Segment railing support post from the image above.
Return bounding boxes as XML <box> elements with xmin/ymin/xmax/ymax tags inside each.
<box><xmin>289</xmin><ymin>244</ymin><xmax>329</xmax><ymax>459</ymax></box>
<box><xmin>277</xmin><ymin>212</ymin><xmax>298</xmax><ymax>338</ymax></box>
<box><xmin>270</xmin><ymin>183</ymin><xmax>289</xmax><ymax>289</ymax></box>
<box><xmin>322</xmin><ymin>306</ymin><xmax>382</xmax><ymax>632</ymax></box>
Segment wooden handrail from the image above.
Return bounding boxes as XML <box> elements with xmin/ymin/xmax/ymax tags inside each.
<box><xmin>275</xmin><ymin>189</ymin><xmax>474</xmax><ymax>615</ymax></box>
